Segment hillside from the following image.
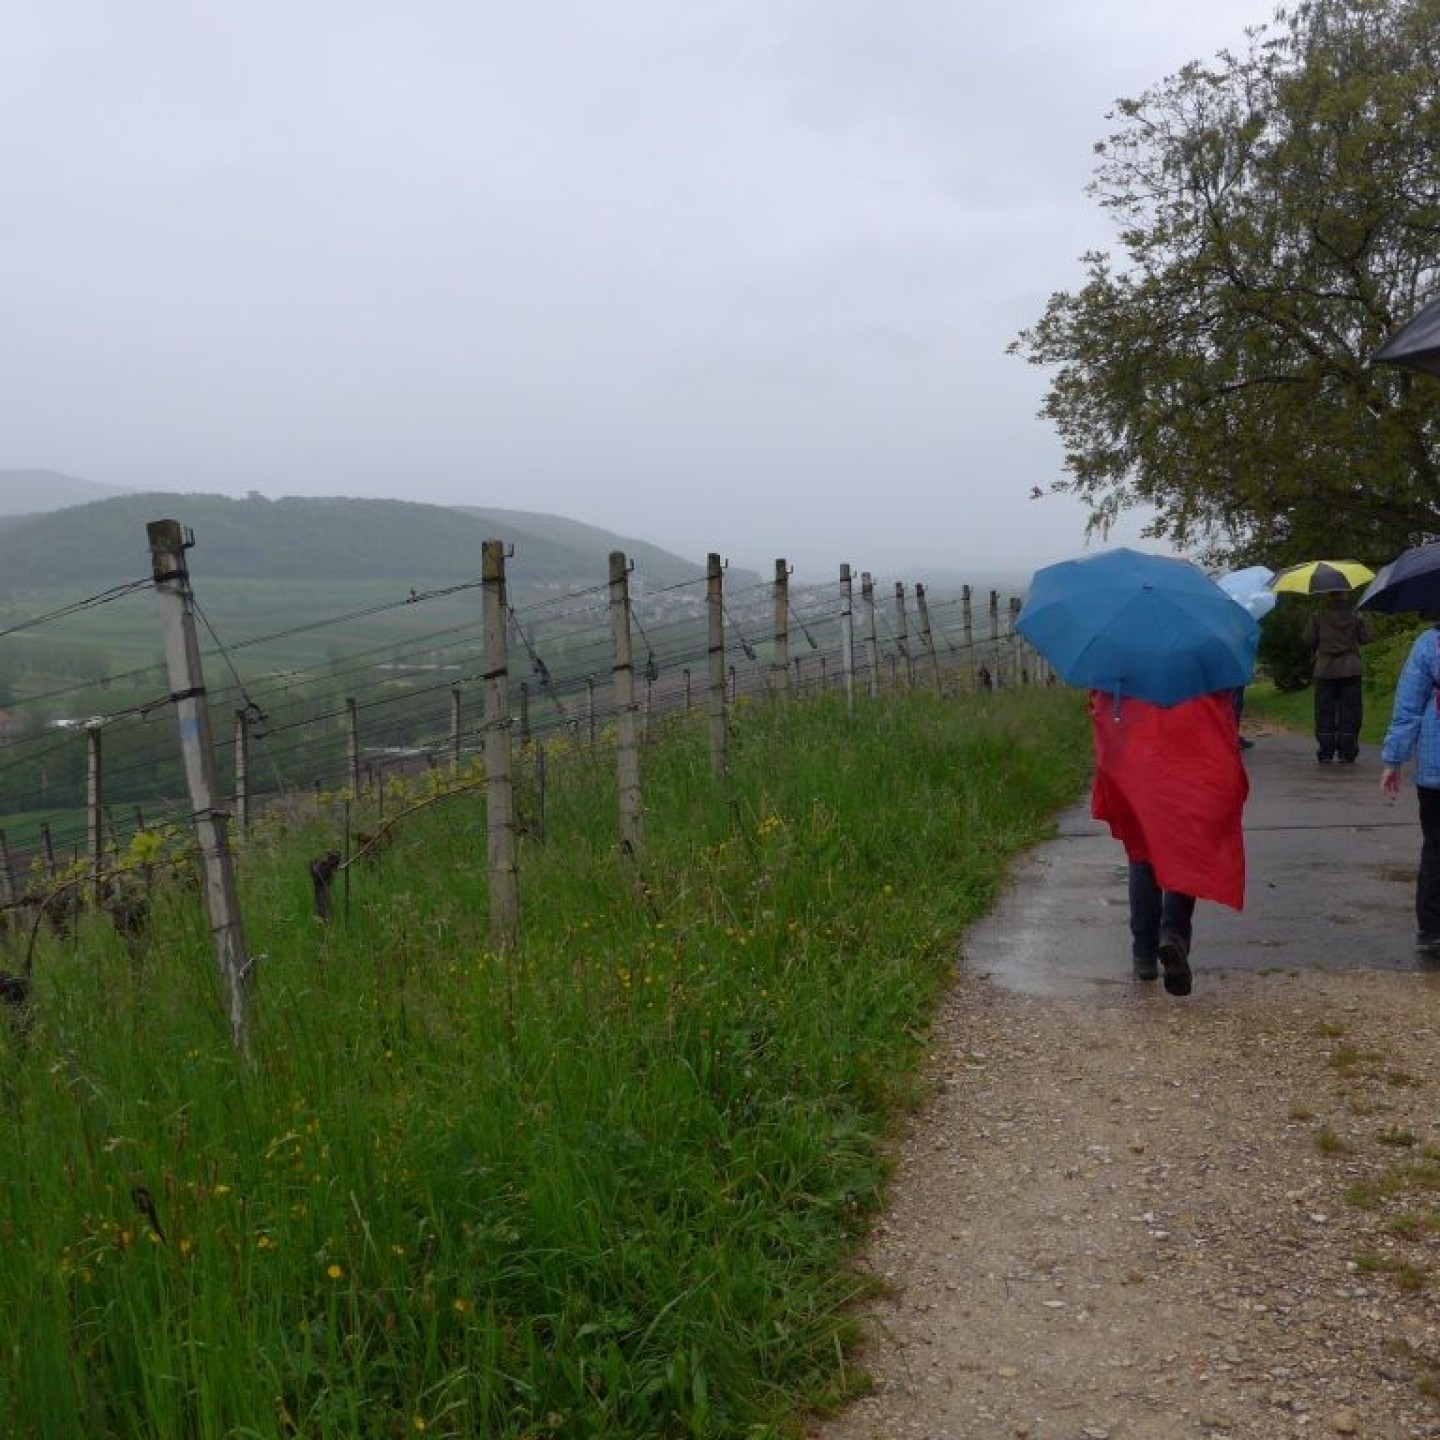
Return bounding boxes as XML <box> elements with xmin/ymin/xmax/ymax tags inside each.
<box><xmin>0</xmin><ymin>492</ymin><xmax>723</xmax><ymax>596</ymax></box>
<box><xmin>0</xmin><ymin>468</ymin><xmax>131</xmax><ymax>516</ymax></box>
<box><xmin>454</xmin><ymin>505</ymin><xmax>729</xmax><ymax>589</ymax></box>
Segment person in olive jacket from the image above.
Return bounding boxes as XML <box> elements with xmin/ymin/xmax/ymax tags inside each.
<box><xmin>1303</xmin><ymin>592</ymin><xmax>1372</xmax><ymax>764</ymax></box>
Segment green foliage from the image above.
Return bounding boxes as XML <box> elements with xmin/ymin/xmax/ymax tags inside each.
<box><xmin>1011</xmin><ymin>0</ymin><xmax>1440</xmax><ymax>568</ymax></box>
<box><xmin>1259</xmin><ymin>599</ymin><xmax>1314</xmax><ymax>693</ymax></box>
<box><xmin>1361</xmin><ymin>615</ymin><xmax>1437</xmax><ymax>739</ymax></box>
<box><xmin>0</xmin><ymin>687</ymin><xmax>1090</xmax><ymax>1439</ymax></box>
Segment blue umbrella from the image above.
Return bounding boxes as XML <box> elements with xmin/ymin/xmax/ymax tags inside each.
<box><xmin>1017</xmin><ymin>547</ymin><xmax>1260</xmax><ymax>707</ymax></box>
<box><xmin>1215</xmin><ymin>564</ymin><xmax>1277</xmax><ymax>621</ymax></box>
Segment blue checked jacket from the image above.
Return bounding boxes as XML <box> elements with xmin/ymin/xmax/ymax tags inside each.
<box><xmin>1381</xmin><ymin>626</ymin><xmax>1440</xmax><ymax>788</ymax></box>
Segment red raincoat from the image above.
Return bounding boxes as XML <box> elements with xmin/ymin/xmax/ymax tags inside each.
<box><xmin>1089</xmin><ymin>690</ymin><xmax>1249</xmax><ymax>910</ymax></box>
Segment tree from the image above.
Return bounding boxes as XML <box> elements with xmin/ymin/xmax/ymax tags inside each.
<box><xmin>1011</xmin><ymin>0</ymin><xmax>1440</xmax><ymax>568</ymax></box>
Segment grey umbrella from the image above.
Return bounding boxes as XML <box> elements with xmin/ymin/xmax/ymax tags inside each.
<box><xmin>1372</xmin><ymin>294</ymin><xmax>1440</xmax><ymax>376</ymax></box>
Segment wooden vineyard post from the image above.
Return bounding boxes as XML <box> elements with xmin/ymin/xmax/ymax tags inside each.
<box><xmin>915</xmin><ymin>583</ymin><xmax>943</xmax><ymax>692</ymax></box>
<box><xmin>962</xmin><ymin>585</ymin><xmax>975</xmax><ymax>688</ymax></box>
<box><xmin>346</xmin><ymin>698</ymin><xmax>361</xmax><ymax>795</ymax></box>
<box><xmin>771</xmin><ymin>559</ymin><xmax>791</xmax><ymax>697</ymax></box>
<box><xmin>989</xmin><ymin>589</ymin><xmax>1000</xmax><ymax>663</ymax></box>
<box><xmin>706</xmin><ymin>553</ymin><xmax>727</xmax><ymax>775</ymax></box>
<box><xmin>893</xmin><ymin>582</ymin><xmax>913</xmax><ymax>691</ymax></box>
<box><xmin>86</xmin><ymin>720</ymin><xmax>103</xmax><ymax>905</ymax></box>
<box><xmin>861</xmin><ymin>571</ymin><xmax>879</xmax><ymax>698</ymax></box>
<box><xmin>481</xmin><ymin>540</ymin><xmax>519</xmax><ymax>945</ymax></box>
<box><xmin>609</xmin><ymin>551</ymin><xmax>642</xmax><ymax>858</ymax></box>
<box><xmin>146</xmin><ymin>519</ymin><xmax>253</xmax><ymax>1055</ymax></box>
<box><xmin>234</xmin><ymin>707</ymin><xmax>250</xmax><ymax>835</ymax></box>
<box><xmin>839</xmin><ymin>564</ymin><xmax>856</xmax><ymax>714</ymax></box>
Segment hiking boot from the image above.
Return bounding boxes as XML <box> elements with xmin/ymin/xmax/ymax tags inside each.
<box><xmin>1133</xmin><ymin>953</ymin><xmax>1159</xmax><ymax>981</ymax></box>
<box><xmin>1159</xmin><ymin>935</ymin><xmax>1192</xmax><ymax>997</ymax></box>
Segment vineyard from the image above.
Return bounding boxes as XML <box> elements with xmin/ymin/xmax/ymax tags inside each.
<box><xmin>0</xmin><ymin>520</ymin><xmax>1032</xmax><ymax>904</ymax></box>
<box><xmin>0</xmin><ymin>518</ymin><xmax>1078</xmax><ymax>1439</ymax></box>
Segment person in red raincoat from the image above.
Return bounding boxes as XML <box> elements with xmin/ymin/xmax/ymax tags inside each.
<box><xmin>1089</xmin><ymin>689</ymin><xmax>1250</xmax><ymax>996</ymax></box>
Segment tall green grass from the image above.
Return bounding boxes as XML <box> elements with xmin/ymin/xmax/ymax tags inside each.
<box><xmin>0</xmin><ymin>687</ymin><xmax>1089</xmax><ymax>1439</ymax></box>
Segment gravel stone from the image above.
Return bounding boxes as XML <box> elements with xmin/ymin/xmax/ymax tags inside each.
<box><xmin>808</xmin><ymin>966</ymin><xmax>1440</xmax><ymax>1439</ymax></box>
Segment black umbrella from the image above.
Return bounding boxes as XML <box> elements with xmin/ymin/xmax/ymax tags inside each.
<box><xmin>1372</xmin><ymin>295</ymin><xmax>1440</xmax><ymax>376</ymax></box>
<box><xmin>1355</xmin><ymin>540</ymin><xmax>1440</xmax><ymax>614</ymax></box>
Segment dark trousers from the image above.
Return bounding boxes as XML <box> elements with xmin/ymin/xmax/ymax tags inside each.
<box><xmin>1313</xmin><ymin>675</ymin><xmax>1362</xmax><ymax>761</ymax></box>
<box><xmin>1417</xmin><ymin>786</ymin><xmax>1440</xmax><ymax>938</ymax></box>
<box><xmin>1128</xmin><ymin>861</ymin><xmax>1196</xmax><ymax>959</ymax></box>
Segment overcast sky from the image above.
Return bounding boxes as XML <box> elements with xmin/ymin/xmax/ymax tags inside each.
<box><xmin>3</xmin><ymin>0</ymin><xmax>1278</xmax><ymax>580</ymax></box>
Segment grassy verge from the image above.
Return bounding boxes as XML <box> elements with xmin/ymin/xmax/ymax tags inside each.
<box><xmin>0</xmin><ymin>686</ymin><xmax>1090</xmax><ymax>1439</ymax></box>
<box><xmin>1240</xmin><ymin>680</ymin><xmax>1311</xmax><ymax>735</ymax></box>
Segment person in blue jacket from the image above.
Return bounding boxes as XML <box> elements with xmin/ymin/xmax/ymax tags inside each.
<box><xmin>1379</xmin><ymin>615</ymin><xmax>1440</xmax><ymax>951</ymax></box>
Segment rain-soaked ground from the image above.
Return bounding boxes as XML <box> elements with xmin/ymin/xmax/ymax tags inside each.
<box><xmin>962</xmin><ymin>727</ymin><xmax>1432</xmax><ymax>997</ymax></box>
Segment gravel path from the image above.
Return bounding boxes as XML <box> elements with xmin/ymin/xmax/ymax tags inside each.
<box><xmin>808</xmin><ymin>964</ymin><xmax>1440</xmax><ymax>1440</ymax></box>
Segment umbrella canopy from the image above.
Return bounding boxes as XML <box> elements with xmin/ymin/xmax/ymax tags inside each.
<box><xmin>1355</xmin><ymin>540</ymin><xmax>1440</xmax><ymax>615</ymax></box>
<box><xmin>1372</xmin><ymin>294</ymin><xmax>1440</xmax><ymax>377</ymax></box>
<box><xmin>1016</xmin><ymin>547</ymin><xmax>1259</xmax><ymax>707</ymax></box>
<box><xmin>1215</xmin><ymin>565</ymin><xmax>1277</xmax><ymax>621</ymax></box>
<box><xmin>1269</xmin><ymin>559</ymin><xmax>1375</xmax><ymax>595</ymax></box>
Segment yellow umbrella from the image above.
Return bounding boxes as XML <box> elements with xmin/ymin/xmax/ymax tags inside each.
<box><xmin>1268</xmin><ymin>559</ymin><xmax>1376</xmax><ymax>595</ymax></box>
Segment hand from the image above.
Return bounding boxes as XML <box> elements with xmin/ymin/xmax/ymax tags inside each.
<box><xmin>1382</xmin><ymin>765</ymin><xmax>1402</xmax><ymax>803</ymax></box>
